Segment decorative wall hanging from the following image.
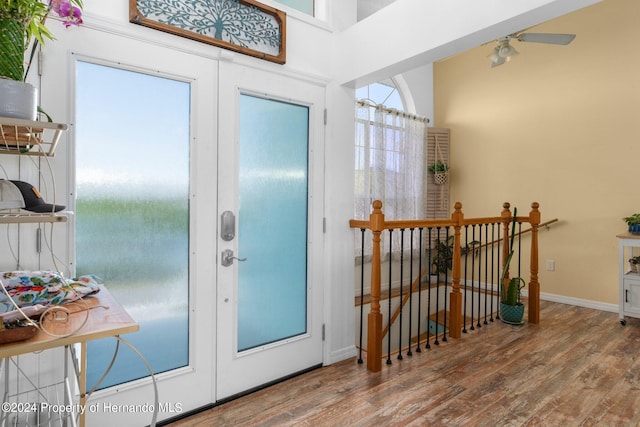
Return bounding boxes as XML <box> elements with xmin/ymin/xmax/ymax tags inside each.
<box><xmin>130</xmin><ymin>0</ymin><xmax>286</xmax><ymax>64</ymax></box>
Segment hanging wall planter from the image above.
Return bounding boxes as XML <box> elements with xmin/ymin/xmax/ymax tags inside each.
<box><xmin>428</xmin><ymin>161</ymin><xmax>449</xmax><ymax>185</ymax></box>
<box><xmin>433</xmin><ymin>170</ymin><xmax>448</xmax><ymax>185</ymax></box>
<box><xmin>429</xmin><ymin>135</ymin><xmax>449</xmax><ymax>185</ymax></box>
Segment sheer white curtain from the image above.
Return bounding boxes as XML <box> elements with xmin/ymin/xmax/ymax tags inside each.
<box><xmin>354</xmin><ymin>101</ymin><xmax>428</xmax><ymax>258</ymax></box>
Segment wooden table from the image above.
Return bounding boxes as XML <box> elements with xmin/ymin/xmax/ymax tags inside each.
<box><xmin>0</xmin><ymin>286</ymin><xmax>138</xmax><ymax>426</ymax></box>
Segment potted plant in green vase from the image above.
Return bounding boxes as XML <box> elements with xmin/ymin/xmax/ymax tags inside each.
<box><xmin>500</xmin><ymin>207</ymin><xmax>526</xmax><ymax>325</ymax></box>
<box><xmin>428</xmin><ymin>161</ymin><xmax>449</xmax><ymax>185</ymax></box>
<box><xmin>623</xmin><ymin>213</ymin><xmax>640</xmax><ymax>235</ymax></box>
<box><xmin>0</xmin><ymin>0</ymin><xmax>83</xmax><ymax>120</ymax></box>
<box><xmin>430</xmin><ymin>235</ymin><xmax>480</xmax><ymax>282</ymax></box>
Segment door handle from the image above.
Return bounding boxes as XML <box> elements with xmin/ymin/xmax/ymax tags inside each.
<box><xmin>221</xmin><ymin>249</ymin><xmax>247</xmax><ymax>267</ymax></box>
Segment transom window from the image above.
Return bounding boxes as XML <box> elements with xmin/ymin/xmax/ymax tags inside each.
<box><xmin>273</xmin><ymin>0</ymin><xmax>314</xmax><ymax>16</ymax></box>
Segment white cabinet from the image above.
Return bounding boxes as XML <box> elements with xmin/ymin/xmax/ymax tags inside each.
<box><xmin>622</xmin><ymin>274</ymin><xmax>640</xmax><ymax>318</ymax></box>
<box><xmin>617</xmin><ymin>232</ymin><xmax>640</xmax><ymax>324</ymax></box>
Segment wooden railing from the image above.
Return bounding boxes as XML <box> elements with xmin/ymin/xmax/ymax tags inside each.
<box><xmin>349</xmin><ymin>201</ymin><xmax>542</xmax><ymax>372</ymax></box>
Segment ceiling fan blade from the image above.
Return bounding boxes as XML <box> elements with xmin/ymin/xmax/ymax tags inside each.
<box><xmin>516</xmin><ymin>33</ymin><xmax>576</xmax><ymax>45</ymax></box>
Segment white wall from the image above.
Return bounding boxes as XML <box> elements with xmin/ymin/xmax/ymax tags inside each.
<box><xmin>401</xmin><ymin>63</ymin><xmax>434</xmax><ymax>120</ymax></box>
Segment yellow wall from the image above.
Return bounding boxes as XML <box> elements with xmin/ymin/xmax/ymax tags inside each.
<box><xmin>433</xmin><ymin>0</ymin><xmax>640</xmax><ymax>305</ymax></box>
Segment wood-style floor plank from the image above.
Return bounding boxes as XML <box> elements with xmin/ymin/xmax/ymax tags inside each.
<box><xmin>164</xmin><ymin>301</ymin><xmax>640</xmax><ymax>426</ymax></box>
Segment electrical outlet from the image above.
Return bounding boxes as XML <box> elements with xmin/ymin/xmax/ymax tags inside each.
<box><xmin>546</xmin><ymin>260</ymin><xmax>555</xmax><ymax>271</ymax></box>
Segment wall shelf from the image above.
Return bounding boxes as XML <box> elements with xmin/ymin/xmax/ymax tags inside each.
<box><xmin>0</xmin><ymin>116</ymin><xmax>68</xmax><ymax>157</ymax></box>
<box><xmin>0</xmin><ymin>212</ymin><xmax>68</xmax><ymax>224</ymax></box>
<box><xmin>0</xmin><ymin>116</ymin><xmax>68</xmax><ymax>224</ymax></box>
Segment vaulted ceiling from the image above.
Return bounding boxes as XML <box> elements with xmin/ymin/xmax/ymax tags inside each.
<box><xmin>357</xmin><ymin>0</ymin><xmax>398</xmax><ymax>21</ymax></box>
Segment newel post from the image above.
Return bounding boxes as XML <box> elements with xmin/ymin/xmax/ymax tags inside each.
<box><xmin>501</xmin><ymin>202</ymin><xmax>512</xmax><ymax>302</ymax></box>
<box><xmin>449</xmin><ymin>202</ymin><xmax>464</xmax><ymax>339</ymax></box>
<box><xmin>528</xmin><ymin>202</ymin><xmax>541</xmax><ymax>324</ymax></box>
<box><xmin>367</xmin><ymin>200</ymin><xmax>384</xmax><ymax>372</ymax></box>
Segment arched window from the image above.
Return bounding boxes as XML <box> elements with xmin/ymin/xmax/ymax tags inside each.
<box><xmin>356</xmin><ymin>78</ymin><xmax>404</xmax><ymax>111</ymax></box>
<box><xmin>355</xmin><ymin>77</ymin><xmax>449</xmax><ymax>257</ymax></box>
<box><xmin>355</xmin><ymin>77</ymin><xmax>428</xmax><ymax>221</ymax></box>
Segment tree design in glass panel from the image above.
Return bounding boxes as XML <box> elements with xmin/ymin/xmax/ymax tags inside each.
<box><xmin>135</xmin><ymin>0</ymin><xmax>282</xmax><ymax>56</ymax></box>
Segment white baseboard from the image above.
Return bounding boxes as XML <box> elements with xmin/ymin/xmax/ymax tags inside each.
<box><xmin>529</xmin><ymin>290</ymin><xmax>618</xmax><ymax>313</ymax></box>
<box><xmin>325</xmin><ymin>345</ymin><xmax>358</xmax><ymax>365</ymax></box>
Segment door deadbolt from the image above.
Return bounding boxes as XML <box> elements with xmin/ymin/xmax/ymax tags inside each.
<box><xmin>221</xmin><ymin>211</ymin><xmax>236</xmax><ymax>241</ymax></box>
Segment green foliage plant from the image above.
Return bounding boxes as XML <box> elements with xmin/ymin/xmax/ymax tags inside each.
<box><xmin>431</xmin><ymin>235</ymin><xmax>480</xmax><ymax>275</ymax></box>
<box><xmin>500</xmin><ymin>207</ymin><xmax>526</xmax><ymax>306</ymax></box>
<box><xmin>428</xmin><ymin>161</ymin><xmax>449</xmax><ymax>173</ymax></box>
<box><xmin>0</xmin><ymin>0</ymin><xmax>83</xmax><ymax>81</ymax></box>
<box><xmin>623</xmin><ymin>213</ymin><xmax>640</xmax><ymax>225</ymax></box>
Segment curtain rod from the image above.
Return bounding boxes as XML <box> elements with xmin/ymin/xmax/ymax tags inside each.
<box><xmin>356</xmin><ymin>99</ymin><xmax>430</xmax><ymax>124</ymax></box>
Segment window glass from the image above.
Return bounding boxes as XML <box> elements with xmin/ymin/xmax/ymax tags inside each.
<box><xmin>273</xmin><ymin>0</ymin><xmax>314</xmax><ymax>15</ymax></box>
<box><xmin>354</xmin><ymin>77</ymin><xmax>436</xmax><ymax>224</ymax></box>
<box><xmin>356</xmin><ymin>80</ymin><xmax>403</xmax><ymax>110</ymax></box>
<box><xmin>237</xmin><ymin>94</ymin><xmax>309</xmax><ymax>351</ymax></box>
<box><xmin>76</xmin><ymin>61</ymin><xmax>190</xmax><ymax>388</ymax></box>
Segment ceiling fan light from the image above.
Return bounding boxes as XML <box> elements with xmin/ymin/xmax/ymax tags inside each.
<box><xmin>498</xmin><ymin>42</ymin><xmax>518</xmax><ymax>59</ymax></box>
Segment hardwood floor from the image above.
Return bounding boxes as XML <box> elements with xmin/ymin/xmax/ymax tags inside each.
<box><xmin>165</xmin><ymin>300</ymin><xmax>640</xmax><ymax>426</ymax></box>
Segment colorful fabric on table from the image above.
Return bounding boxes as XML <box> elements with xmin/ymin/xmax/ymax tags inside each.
<box><xmin>0</xmin><ymin>271</ymin><xmax>101</xmax><ymax>313</ymax></box>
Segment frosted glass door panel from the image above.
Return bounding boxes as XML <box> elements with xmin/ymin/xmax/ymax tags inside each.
<box><xmin>75</xmin><ymin>61</ymin><xmax>190</xmax><ymax>387</ymax></box>
<box><xmin>238</xmin><ymin>94</ymin><xmax>309</xmax><ymax>352</ymax></box>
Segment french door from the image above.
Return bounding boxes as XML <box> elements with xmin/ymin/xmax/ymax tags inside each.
<box><xmin>216</xmin><ymin>62</ymin><xmax>325</xmax><ymax>399</ymax></box>
<box><xmin>42</xmin><ymin>25</ymin><xmax>325</xmax><ymax>424</ymax></box>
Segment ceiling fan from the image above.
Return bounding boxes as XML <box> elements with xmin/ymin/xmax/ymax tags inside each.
<box><xmin>489</xmin><ymin>32</ymin><xmax>576</xmax><ymax>67</ymax></box>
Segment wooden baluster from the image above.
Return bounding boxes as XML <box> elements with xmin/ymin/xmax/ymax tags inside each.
<box><xmin>368</xmin><ymin>200</ymin><xmax>384</xmax><ymax>372</ymax></box>
<box><xmin>528</xmin><ymin>202</ymin><xmax>541</xmax><ymax>324</ymax></box>
<box><xmin>449</xmin><ymin>202</ymin><xmax>463</xmax><ymax>339</ymax></box>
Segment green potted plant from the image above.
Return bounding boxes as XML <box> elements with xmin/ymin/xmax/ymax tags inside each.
<box><xmin>428</xmin><ymin>161</ymin><xmax>449</xmax><ymax>173</ymax></box>
<box><xmin>500</xmin><ymin>207</ymin><xmax>526</xmax><ymax>325</ymax></box>
<box><xmin>623</xmin><ymin>213</ymin><xmax>640</xmax><ymax>235</ymax></box>
<box><xmin>428</xmin><ymin>161</ymin><xmax>449</xmax><ymax>185</ymax></box>
<box><xmin>430</xmin><ymin>235</ymin><xmax>480</xmax><ymax>280</ymax></box>
<box><xmin>0</xmin><ymin>0</ymin><xmax>83</xmax><ymax>119</ymax></box>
